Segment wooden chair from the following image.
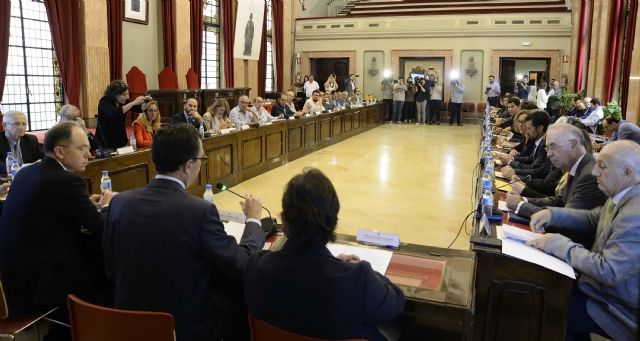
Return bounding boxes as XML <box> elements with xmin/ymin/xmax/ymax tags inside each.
<box><xmin>477</xmin><ymin>102</ymin><xmax>487</xmax><ymax>113</ymax></box>
<box><xmin>67</xmin><ymin>294</ymin><xmax>175</xmax><ymax>341</ymax></box>
<box><xmin>186</xmin><ymin>68</ymin><xmax>199</xmax><ymax>89</ymax></box>
<box><xmin>462</xmin><ymin>102</ymin><xmax>475</xmax><ymax>112</ymax></box>
<box><xmin>126</xmin><ymin>66</ymin><xmax>148</xmax><ymax>97</ymax></box>
<box><xmin>0</xmin><ymin>273</ymin><xmax>57</xmax><ymax>340</ymax></box>
<box><xmin>248</xmin><ymin>314</ymin><xmax>366</xmax><ymax>341</ymax></box>
<box><xmin>158</xmin><ymin>67</ymin><xmax>179</xmax><ymax>90</ymax></box>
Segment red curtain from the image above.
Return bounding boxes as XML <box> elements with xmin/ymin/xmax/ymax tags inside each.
<box><xmin>44</xmin><ymin>0</ymin><xmax>82</xmax><ymax>106</ymax></box>
<box><xmin>162</xmin><ymin>0</ymin><xmax>176</xmax><ymax>71</ymax></box>
<box><xmin>257</xmin><ymin>5</ymin><xmax>268</xmax><ymax>96</ymax></box>
<box><xmin>272</xmin><ymin>0</ymin><xmax>283</xmax><ymax>92</ymax></box>
<box><xmin>0</xmin><ymin>0</ymin><xmax>11</xmax><ymax>99</ymax></box>
<box><xmin>190</xmin><ymin>0</ymin><xmax>204</xmax><ymax>87</ymax></box>
<box><xmin>107</xmin><ymin>0</ymin><xmax>123</xmax><ymax>81</ymax></box>
<box><xmin>604</xmin><ymin>0</ymin><xmax>624</xmax><ymax>103</ymax></box>
<box><xmin>573</xmin><ymin>0</ymin><xmax>588</xmax><ymax>92</ymax></box>
<box><xmin>222</xmin><ymin>0</ymin><xmax>234</xmax><ymax>87</ymax></box>
<box><xmin>620</xmin><ymin>0</ymin><xmax>638</xmax><ymax>116</ymax></box>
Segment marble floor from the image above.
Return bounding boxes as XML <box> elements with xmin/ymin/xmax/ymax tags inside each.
<box><xmin>213</xmin><ymin>122</ymin><xmax>482</xmax><ymax>250</ymax></box>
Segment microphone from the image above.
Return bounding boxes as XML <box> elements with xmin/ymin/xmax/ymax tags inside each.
<box><xmin>216</xmin><ymin>183</ymin><xmax>278</xmax><ymax>236</ymax></box>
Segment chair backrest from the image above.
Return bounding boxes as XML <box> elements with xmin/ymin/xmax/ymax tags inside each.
<box><xmin>0</xmin><ymin>274</ymin><xmax>8</xmax><ymax>319</ymax></box>
<box><xmin>158</xmin><ymin>67</ymin><xmax>179</xmax><ymax>90</ymax></box>
<box><xmin>462</xmin><ymin>102</ymin><xmax>475</xmax><ymax>112</ymax></box>
<box><xmin>185</xmin><ymin>68</ymin><xmax>199</xmax><ymax>89</ymax></box>
<box><xmin>248</xmin><ymin>314</ymin><xmax>366</xmax><ymax>341</ymax></box>
<box><xmin>126</xmin><ymin>66</ymin><xmax>148</xmax><ymax>96</ymax></box>
<box><xmin>67</xmin><ymin>295</ymin><xmax>175</xmax><ymax>341</ymax></box>
<box><xmin>477</xmin><ymin>102</ymin><xmax>487</xmax><ymax>112</ymax></box>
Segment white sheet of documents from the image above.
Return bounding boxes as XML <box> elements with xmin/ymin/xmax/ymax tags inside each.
<box><xmin>495</xmin><ymin>171</ymin><xmax>509</xmax><ymax>180</ymax></box>
<box><xmin>498</xmin><ymin>200</ymin><xmax>511</xmax><ymax>212</ymax></box>
<box><xmin>326</xmin><ymin>243</ymin><xmax>393</xmax><ymax>275</ymax></box>
<box><xmin>223</xmin><ymin>221</ymin><xmax>246</xmax><ymax>243</ymax></box>
<box><xmin>500</xmin><ymin>237</ymin><xmax>576</xmax><ymax>279</ymax></box>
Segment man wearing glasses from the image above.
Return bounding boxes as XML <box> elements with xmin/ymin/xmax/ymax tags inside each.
<box><xmin>103</xmin><ymin>123</ymin><xmax>265</xmax><ymax>341</ymax></box>
<box><xmin>0</xmin><ymin>111</ymin><xmax>43</xmax><ymax>175</ymax></box>
<box><xmin>229</xmin><ymin>95</ymin><xmax>259</xmax><ymax>128</ymax></box>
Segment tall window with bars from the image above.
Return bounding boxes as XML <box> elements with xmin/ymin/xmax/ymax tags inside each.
<box><xmin>2</xmin><ymin>0</ymin><xmax>64</xmax><ymax>131</ymax></box>
<box><xmin>265</xmin><ymin>0</ymin><xmax>275</xmax><ymax>92</ymax></box>
<box><xmin>201</xmin><ymin>0</ymin><xmax>221</xmax><ymax>89</ymax></box>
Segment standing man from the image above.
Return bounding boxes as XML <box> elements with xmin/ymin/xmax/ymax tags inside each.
<box><xmin>392</xmin><ymin>79</ymin><xmax>407</xmax><ymax>123</ymax></box>
<box><xmin>303</xmin><ymin>75</ymin><xmax>320</xmax><ymax>101</ymax></box>
<box><xmin>485</xmin><ymin>75</ymin><xmax>501</xmax><ymax>108</ymax></box>
<box><xmin>345</xmin><ymin>74</ymin><xmax>357</xmax><ymax>94</ymax></box>
<box><xmin>171</xmin><ymin>97</ymin><xmax>203</xmax><ymax>130</ymax></box>
<box><xmin>0</xmin><ymin>111</ymin><xmax>43</xmax><ymax>174</ymax></box>
<box><xmin>449</xmin><ymin>79</ymin><xmax>465</xmax><ymax>126</ymax></box>
<box><xmin>381</xmin><ymin>77</ymin><xmax>394</xmax><ymax>121</ymax></box>
<box><xmin>0</xmin><ymin>121</ymin><xmax>113</xmax><ymax>339</ymax></box>
<box><xmin>104</xmin><ymin>124</ymin><xmax>266</xmax><ymax>341</ymax></box>
<box><xmin>229</xmin><ymin>95</ymin><xmax>259</xmax><ymax>127</ymax></box>
<box><xmin>527</xmin><ymin>140</ymin><xmax>640</xmax><ymax>341</ymax></box>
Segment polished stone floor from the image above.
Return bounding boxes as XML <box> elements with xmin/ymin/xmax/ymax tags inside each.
<box><xmin>213</xmin><ymin>123</ymin><xmax>482</xmax><ymax>250</ymax></box>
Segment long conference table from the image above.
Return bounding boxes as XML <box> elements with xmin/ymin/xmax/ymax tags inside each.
<box><xmin>78</xmin><ymin>99</ymin><xmax>571</xmax><ymax>340</ymax></box>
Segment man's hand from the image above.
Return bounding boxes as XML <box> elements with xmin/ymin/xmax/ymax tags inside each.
<box><xmin>189</xmin><ymin>111</ymin><xmax>203</xmax><ymax>122</ymax></box>
<box><xmin>526</xmin><ymin>233</ymin><xmax>556</xmax><ymax>250</ymax></box>
<box><xmin>501</xmin><ymin>166</ymin><xmax>515</xmax><ymax>179</ymax></box>
<box><xmin>508</xmin><ymin>149</ymin><xmax>519</xmax><ymax>157</ymax></box>
<box><xmin>1</xmin><ymin>182</ymin><xmax>10</xmax><ymax>197</ymax></box>
<box><xmin>593</xmin><ymin>142</ymin><xmax>602</xmax><ymax>152</ymax></box>
<box><xmin>511</xmin><ymin>181</ymin><xmax>526</xmax><ymax>194</ymax></box>
<box><xmin>530</xmin><ymin>209</ymin><xmax>552</xmax><ymax>233</ymax></box>
<box><xmin>132</xmin><ymin>96</ymin><xmax>146</xmax><ymax>105</ymax></box>
<box><xmin>505</xmin><ymin>192</ymin><xmax>523</xmax><ymax>210</ymax></box>
<box><xmin>239</xmin><ymin>193</ymin><xmax>262</xmax><ymax>220</ymax></box>
<box><xmin>337</xmin><ymin>254</ymin><xmax>361</xmax><ymax>263</ymax></box>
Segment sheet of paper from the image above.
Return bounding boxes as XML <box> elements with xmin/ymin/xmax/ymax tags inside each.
<box><xmin>326</xmin><ymin>243</ymin><xmax>393</xmax><ymax>275</ymax></box>
<box><xmin>495</xmin><ymin>179</ymin><xmax>512</xmax><ymax>192</ymax></box>
<box><xmin>501</xmin><ymin>238</ymin><xmax>575</xmax><ymax>279</ymax></box>
<box><xmin>496</xmin><ymin>224</ymin><xmax>540</xmax><ymax>243</ymax></box>
<box><xmin>223</xmin><ymin>221</ymin><xmax>246</xmax><ymax>243</ymax></box>
<box><xmin>498</xmin><ymin>200</ymin><xmax>511</xmax><ymax>212</ymax></box>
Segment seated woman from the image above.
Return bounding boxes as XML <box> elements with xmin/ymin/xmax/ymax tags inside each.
<box><xmin>133</xmin><ymin>101</ymin><xmax>161</xmax><ymax>148</ymax></box>
<box><xmin>202</xmin><ymin>98</ymin><xmax>235</xmax><ymax>134</ymax></box>
<box><xmin>58</xmin><ymin>104</ymin><xmax>100</xmax><ymax>151</ymax></box>
<box><xmin>244</xmin><ymin>168</ymin><xmax>405</xmax><ymax>341</ymax></box>
<box><xmin>96</xmin><ymin>80</ymin><xmax>148</xmax><ymax>149</ymax></box>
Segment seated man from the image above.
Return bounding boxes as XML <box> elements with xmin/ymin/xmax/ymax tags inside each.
<box><xmin>495</xmin><ymin>97</ymin><xmax>520</xmax><ymax>129</ymax></box>
<box><xmin>285</xmin><ymin>90</ymin><xmax>298</xmax><ymax>112</ymax></box>
<box><xmin>270</xmin><ymin>92</ymin><xmax>296</xmax><ymax>119</ymax></box>
<box><xmin>253</xmin><ymin>96</ymin><xmax>272</xmax><ymax>123</ymax></box>
<box><xmin>498</xmin><ymin>110</ymin><xmax>552</xmax><ymax>179</ymax></box>
<box><xmin>171</xmin><ymin>97</ymin><xmax>203</xmax><ymax>129</ymax></box>
<box><xmin>323</xmin><ymin>91</ymin><xmax>336</xmax><ymax>112</ymax></box>
<box><xmin>103</xmin><ymin>123</ymin><xmax>265</xmax><ymax>341</ymax></box>
<box><xmin>594</xmin><ymin>115</ymin><xmax>640</xmax><ymax>151</ymax></box>
<box><xmin>244</xmin><ymin>168</ymin><xmax>405</xmax><ymax>341</ymax></box>
<box><xmin>578</xmin><ymin>98</ymin><xmax>604</xmax><ymax>133</ymax></box>
<box><xmin>506</xmin><ymin>124</ymin><xmax>607</xmax><ymax>233</ymax></box>
<box><xmin>0</xmin><ymin>121</ymin><xmax>113</xmax><ymax>338</ymax></box>
<box><xmin>527</xmin><ymin>140</ymin><xmax>640</xmax><ymax>341</ymax></box>
<box><xmin>229</xmin><ymin>95</ymin><xmax>259</xmax><ymax>127</ymax></box>
<box><xmin>0</xmin><ymin>111</ymin><xmax>43</xmax><ymax>174</ymax></box>
<box><xmin>302</xmin><ymin>90</ymin><xmax>325</xmax><ymax>115</ymax></box>
<box><xmin>510</xmin><ymin>166</ymin><xmax>563</xmax><ymax>198</ymax></box>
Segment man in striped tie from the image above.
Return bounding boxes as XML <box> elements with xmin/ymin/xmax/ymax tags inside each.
<box><xmin>527</xmin><ymin>140</ymin><xmax>640</xmax><ymax>341</ymax></box>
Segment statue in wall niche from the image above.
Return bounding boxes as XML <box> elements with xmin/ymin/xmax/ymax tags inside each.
<box><xmin>465</xmin><ymin>56</ymin><xmax>478</xmax><ymax>78</ymax></box>
<box><xmin>243</xmin><ymin>13</ymin><xmax>255</xmax><ymax>56</ymax></box>
<box><xmin>131</xmin><ymin>0</ymin><xmax>140</xmax><ymax>12</ymax></box>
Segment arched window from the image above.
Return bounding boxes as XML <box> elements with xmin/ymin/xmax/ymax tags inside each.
<box><xmin>2</xmin><ymin>0</ymin><xmax>64</xmax><ymax>131</ymax></box>
<box><xmin>265</xmin><ymin>0</ymin><xmax>274</xmax><ymax>92</ymax></box>
<box><xmin>201</xmin><ymin>0</ymin><xmax>221</xmax><ymax>89</ymax></box>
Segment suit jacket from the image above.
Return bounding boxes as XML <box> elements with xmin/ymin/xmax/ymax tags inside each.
<box><xmin>518</xmin><ymin>154</ymin><xmax>607</xmax><ymax>219</ymax></box>
<box><xmin>244</xmin><ymin>242</ymin><xmax>405</xmax><ymax>341</ymax></box>
<box><xmin>345</xmin><ymin>79</ymin><xmax>356</xmax><ymax>93</ymax></box>
<box><xmin>132</xmin><ymin>120</ymin><xmax>153</xmax><ymax>148</ymax></box>
<box><xmin>271</xmin><ymin>102</ymin><xmax>294</xmax><ymax>118</ymax></box>
<box><xmin>0</xmin><ymin>133</ymin><xmax>43</xmax><ymax>174</ymax></box>
<box><xmin>171</xmin><ymin>111</ymin><xmax>201</xmax><ymax>129</ymax></box>
<box><xmin>544</xmin><ymin>184</ymin><xmax>640</xmax><ymax>341</ymax></box>
<box><xmin>510</xmin><ymin>137</ymin><xmax>551</xmax><ymax>178</ymax></box>
<box><xmin>521</xmin><ymin>166</ymin><xmax>563</xmax><ymax>198</ymax></box>
<box><xmin>0</xmin><ymin>157</ymin><xmax>108</xmax><ymax>312</ymax></box>
<box><xmin>610</xmin><ymin>120</ymin><xmax>640</xmax><ymax>145</ymax></box>
<box><xmin>103</xmin><ymin>178</ymin><xmax>265</xmax><ymax>341</ymax></box>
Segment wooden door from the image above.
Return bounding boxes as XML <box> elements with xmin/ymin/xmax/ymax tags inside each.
<box><xmin>310</xmin><ymin>58</ymin><xmax>349</xmax><ymax>92</ymax></box>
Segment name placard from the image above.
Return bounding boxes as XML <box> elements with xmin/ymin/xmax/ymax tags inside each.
<box><xmin>356</xmin><ymin>229</ymin><xmax>400</xmax><ymax>249</ymax></box>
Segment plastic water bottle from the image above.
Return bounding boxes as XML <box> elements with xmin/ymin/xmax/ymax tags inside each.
<box><xmin>129</xmin><ymin>135</ymin><xmax>137</xmax><ymax>151</ymax></box>
<box><xmin>9</xmin><ymin>160</ymin><xmax>19</xmax><ymax>180</ymax></box>
<box><xmin>199</xmin><ymin>123</ymin><xmax>205</xmax><ymax>139</ymax></box>
<box><xmin>203</xmin><ymin>184</ymin><xmax>215</xmax><ymax>204</ymax></box>
<box><xmin>481</xmin><ymin>189</ymin><xmax>494</xmax><ymax>217</ymax></box>
<box><xmin>482</xmin><ymin>169</ymin><xmax>493</xmax><ymax>192</ymax></box>
<box><xmin>100</xmin><ymin>171</ymin><xmax>112</xmax><ymax>193</ymax></box>
<box><xmin>5</xmin><ymin>152</ymin><xmax>14</xmax><ymax>175</ymax></box>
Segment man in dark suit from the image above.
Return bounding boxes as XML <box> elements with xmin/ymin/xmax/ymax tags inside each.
<box><xmin>244</xmin><ymin>168</ymin><xmax>404</xmax><ymax>341</ymax></box>
<box><xmin>171</xmin><ymin>97</ymin><xmax>203</xmax><ymax>129</ymax></box>
<box><xmin>270</xmin><ymin>92</ymin><xmax>295</xmax><ymax>119</ymax></box>
<box><xmin>594</xmin><ymin>116</ymin><xmax>640</xmax><ymax>152</ymax></box>
<box><xmin>506</xmin><ymin>124</ymin><xmax>607</xmax><ymax>246</ymax></box>
<box><xmin>344</xmin><ymin>73</ymin><xmax>357</xmax><ymax>94</ymax></box>
<box><xmin>0</xmin><ymin>111</ymin><xmax>44</xmax><ymax>174</ymax></box>
<box><xmin>103</xmin><ymin>123</ymin><xmax>265</xmax><ymax>341</ymax></box>
<box><xmin>499</xmin><ymin>110</ymin><xmax>552</xmax><ymax>179</ymax></box>
<box><xmin>0</xmin><ymin>121</ymin><xmax>113</xmax><ymax>339</ymax></box>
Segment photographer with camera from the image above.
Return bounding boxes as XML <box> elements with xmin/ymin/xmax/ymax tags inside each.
<box><xmin>97</xmin><ymin>80</ymin><xmax>150</xmax><ymax>149</ymax></box>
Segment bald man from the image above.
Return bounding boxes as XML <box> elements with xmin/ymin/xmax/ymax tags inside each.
<box><xmin>527</xmin><ymin>140</ymin><xmax>640</xmax><ymax>341</ymax></box>
<box><xmin>229</xmin><ymin>95</ymin><xmax>258</xmax><ymax>128</ymax></box>
<box><xmin>0</xmin><ymin>111</ymin><xmax>43</xmax><ymax>174</ymax></box>
<box><xmin>171</xmin><ymin>98</ymin><xmax>203</xmax><ymax>130</ymax></box>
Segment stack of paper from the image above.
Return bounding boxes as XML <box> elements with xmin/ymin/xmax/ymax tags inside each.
<box><xmin>497</xmin><ymin>224</ymin><xmax>539</xmax><ymax>243</ymax></box>
<box><xmin>326</xmin><ymin>243</ymin><xmax>393</xmax><ymax>275</ymax></box>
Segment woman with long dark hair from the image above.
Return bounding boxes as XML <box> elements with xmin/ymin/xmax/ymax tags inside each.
<box><xmin>96</xmin><ymin>80</ymin><xmax>148</xmax><ymax>149</ymax></box>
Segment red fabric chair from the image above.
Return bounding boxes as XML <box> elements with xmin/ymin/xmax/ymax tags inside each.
<box><xmin>158</xmin><ymin>67</ymin><xmax>179</xmax><ymax>90</ymax></box>
<box><xmin>477</xmin><ymin>103</ymin><xmax>487</xmax><ymax>113</ymax></box>
<box><xmin>0</xmin><ymin>273</ymin><xmax>57</xmax><ymax>339</ymax></box>
<box><xmin>248</xmin><ymin>314</ymin><xmax>366</xmax><ymax>341</ymax></box>
<box><xmin>67</xmin><ymin>294</ymin><xmax>175</xmax><ymax>341</ymax></box>
<box><xmin>462</xmin><ymin>102</ymin><xmax>475</xmax><ymax>112</ymax></box>
<box><xmin>185</xmin><ymin>68</ymin><xmax>199</xmax><ymax>89</ymax></box>
<box><xmin>125</xmin><ymin>66</ymin><xmax>148</xmax><ymax>97</ymax></box>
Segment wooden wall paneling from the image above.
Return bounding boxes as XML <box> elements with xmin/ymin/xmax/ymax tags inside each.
<box><xmin>265</xmin><ymin>125</ymin><xmax>286</xmax><ymax>162</ymax></box>
<box><xmin>331</xmin><ymin>114</ymin><xmax>343</xmax><ymax>137</ymax></box>
<box><xmin>304</xmin><ymin>121</ymin><xmax>318</xmax><ymax>148</ymax></box>
<box><xmin>343</xmin><ymin>111</ymin><xmax>353</xmax><ymax>133</ymax></box>
<box><xmin>320</xmin><ymin>117</ymin><xmax>332</xmax><ymax>140</ymax></box>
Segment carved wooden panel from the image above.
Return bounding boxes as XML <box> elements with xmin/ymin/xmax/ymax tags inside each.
<box><xmin>320</xmin><ymin>118</ymin><xmax>332</xmax><ymax>140</ymax></box>
<box><xmin>353</xmin><ymin>111</ymin><xmax>361</xmax><ymax>129</ymax></box>
<box><xmin>109</xmin><ymin>163</ymin><xmax>150</xmax><ymax>192</ymax></box>
<box><xmin>344</xmin><ymin>113</ymin><xmax>353</xmax><ymax>132</ymax></box>
<box><xmin>242</xmin><ymin>136</ymin><xmax>263</xmax><ymax>168</ymax></box>
<box><xmin>288</xmin><ymin>126</ymin><xmax>303</xmax><ymax>152</ymax></box>
<box><xmin>266</xmin><ymin>130</ymin><xmax>284</xmax><ymax>161</ymax></box>
<box><xmin>304</xmin><ymin>122</ymin><xmax>317</xmax><ymax>145</ymax></box>
<box><xmin>483</xmin><ymin>280</ymin><xmax>544</xmax><ymax>341</ymax></box>
<box><xmin>207</xmin><ymin>144</ymin><xmax>234</xmax><ymax>179</ymax></box>
<box><xmin>332</xmin><ymin>115</ymin><xmax>342</xmax><ymax>136</ymax></box>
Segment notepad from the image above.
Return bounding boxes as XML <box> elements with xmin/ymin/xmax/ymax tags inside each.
<box><xmin>500</xmin><ymin>238</ymin><xmax>575</xmax><ymax>279</ymax></box>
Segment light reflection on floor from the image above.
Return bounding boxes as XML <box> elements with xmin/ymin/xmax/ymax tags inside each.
<box><xmin>214</xmin><ymin>123</ymin><xmax>482</xmax><ymax>250</ymax></box>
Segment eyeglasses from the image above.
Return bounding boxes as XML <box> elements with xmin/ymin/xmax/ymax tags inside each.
<box><xmin>544</xmin><ymin>141</ymin><xmax>568</xmax><ymax>152</ymax></box>
<box><xmin>146</xmin><ymin>109</ymin><xmax>159</xmax><ymax>113</ymax></box>
<box><xmin>60</xmin><ymin>144</ymin><xmax>91</xmax><ymax>153</ymax></box>
<box><xmin>6</xmin><ymin>122</ymin><xmax>27</xmax><ymax>127</ymax></box>
<box><xmin>193</xmin><ymin>155</ymin><xmax>209</xmax><ymax>162</ymax></box>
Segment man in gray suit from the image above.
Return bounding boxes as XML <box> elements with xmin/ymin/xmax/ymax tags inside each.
<box><xmin>527</xmin><ymin>140</ymin><xmax>640</xmax><ymax>341</ymax></box>
<box><xmin>593</xmin><ymin>116</ymin><xmax>640</xmax><ymax>152</ymax></box>
<box><xmin>506</xmin><ymin>124</ymin><xmax>607</xmax><ymax>222</ymax></box>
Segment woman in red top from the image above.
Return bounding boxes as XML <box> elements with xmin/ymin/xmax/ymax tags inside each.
<box><xmin>133</xmin><ymin>101</ymin><xmax>161</xmax><ymax>148</ymax></box>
